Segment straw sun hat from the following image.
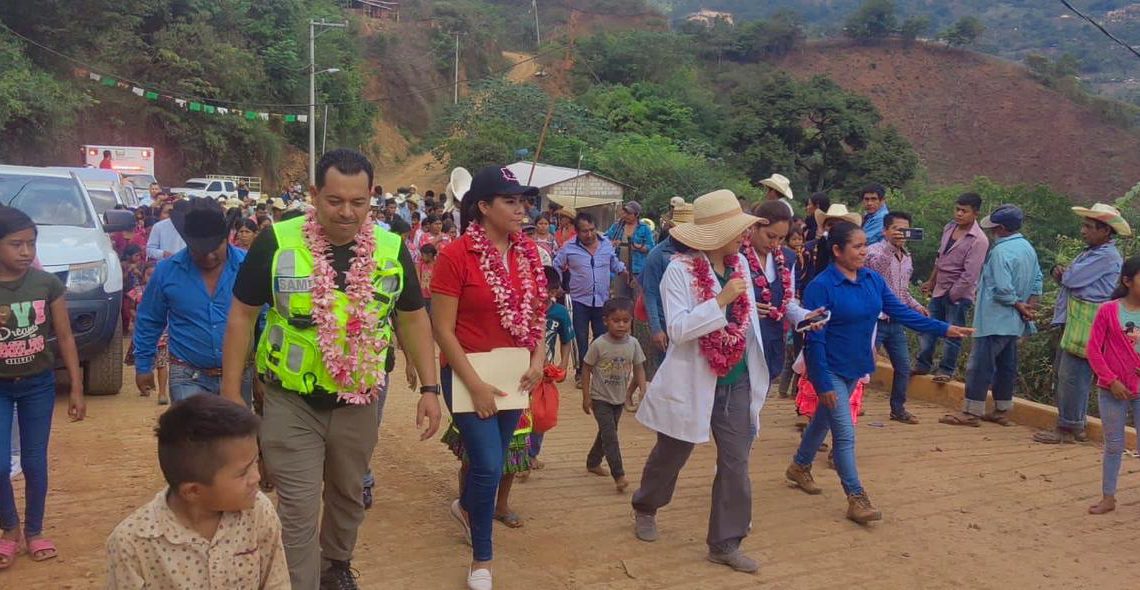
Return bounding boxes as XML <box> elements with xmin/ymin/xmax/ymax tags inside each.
<box><xmin>671</xmin><ymin>203</ymin><xmax>694</xmax><ymax>224</ymax></box>
<box><xmin>670</xmin><ymin>190</ymin><xmax>761</xmax><ymax>251</ymax></box>
<box><xmin>1071</xmin><ymin>203</ymin><xmax>1132</xmax><ymax>237</ymax></box>
<box><xmin>814</xmin><ymin>203</ymin><xmax>862</xmax><ymax>229</ymax></box>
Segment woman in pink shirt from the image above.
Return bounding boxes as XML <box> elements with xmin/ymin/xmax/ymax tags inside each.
<box><xmin>1086</xmin><ymin>256</ymin><xmax>1140</xmax><ymax>516</ymax></box>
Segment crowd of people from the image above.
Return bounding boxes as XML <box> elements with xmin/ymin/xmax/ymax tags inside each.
<box><xmin>0</xmin><ymin>147</ymin><xmax>1136</xmax><ymax>590</ymax></box>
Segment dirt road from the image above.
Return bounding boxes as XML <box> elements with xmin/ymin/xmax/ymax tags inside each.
<box><xmin>6</xmin><ymin>365</ymin><xmax>1139</xmax><ymax>589</ymax></box>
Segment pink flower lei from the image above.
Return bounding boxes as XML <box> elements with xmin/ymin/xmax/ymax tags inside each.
<box><xmin>687</xmin><ymin>254</ymin><xmax>751</xmax><ymax>377</ymax></box>
<box><xmin>302</xmin><ymin>210</ymin><xmax>386</xmax><ymax>405</ymax></box>
<box><xmin>467</xmin><ymin>222</ymin><xmax>547</xmax><ymax>348</ymax></box>
<box><xmin>742</xmin><ymin>238</ymin><xmax>795</xmax><ymax>322</ymax></box>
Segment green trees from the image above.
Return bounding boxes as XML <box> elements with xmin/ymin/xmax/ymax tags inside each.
<box><xmin>0</xmin><ymin>0</ymin><xmax>374</xmax><ymax>182</ymax></box>
<box><xmin>0</xmin><ymin>30</ymin><xmax>88</xmax><ymax>163</ymax></box>
<box><xmin>844</xmin><ymin>0</ymin><xmax>899</xmax><ymax>44</ymax></box>
<box><xmin>940</xmin><ymin>16</ymin><xmax>986</xmax><ymax>47</ymax></box>
<box><xmin>723</xmin><ymin>68</ymin><xmax>918</xmax><ymax>198</ymax></box>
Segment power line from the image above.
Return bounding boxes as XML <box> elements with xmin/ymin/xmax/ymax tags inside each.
<box><xmin>1057</xmin><ymin>0</ymin><xmax>1140</xmax><ymax>60</ymax></box>
<box><xmin>0</xmin><ymin>19</ymin><xmax>566</xmax><ymax>109</ymax></box>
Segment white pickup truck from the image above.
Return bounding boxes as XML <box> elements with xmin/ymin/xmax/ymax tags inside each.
<box><xmin>173</xmin><ymin>175</ymin><xmax>262</xmax><ymax>201</ymax></box>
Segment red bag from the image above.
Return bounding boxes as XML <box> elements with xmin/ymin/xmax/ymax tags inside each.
<box><xmin>634</xmin><ymin>293</ymin><xmax>648</xmax><ymax>322</ymax></box>
<box><xmin>532</xmin><ymin>365</ymin><xmax>564</xmax><ymax>433</ymax></box>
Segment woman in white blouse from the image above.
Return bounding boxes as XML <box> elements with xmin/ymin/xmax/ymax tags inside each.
<box><xmin>629</xmin><ymin>189</ymin><xmax>768</xmax><ymax>574</ymax></box>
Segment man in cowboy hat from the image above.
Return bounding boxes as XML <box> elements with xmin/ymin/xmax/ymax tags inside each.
<box><xmin>759</xmin><ymin>173</ymin><xmax>795</xmax><ymax>217</ymax></box>
<box><xmin>801</xmin><ymin>203</ymin><xmax>861</xmax><ymax>286</ymax></box>
<box><xmin>1033</xmin><ymin>203</ymin><xmax>1128</xmax><ymax>444</ymax></box>
<box><xmin>134</xmin><ymin>198</ymin><xmax>252</xmax><ymax>404</ymax></box>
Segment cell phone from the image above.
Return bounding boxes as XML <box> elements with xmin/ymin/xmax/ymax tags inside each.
<box><xmin>901</xmin><ymin>227</ymin><xmax>925</xmax><ymax>240</ymax></box>
<box><xmin>795</xmin><ymin>310</ymin><xmax>832</xmax><ymax>333</ymax></box>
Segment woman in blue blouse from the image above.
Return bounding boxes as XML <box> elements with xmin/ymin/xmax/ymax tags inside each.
<box><xmin>785</xmin><ymin>222</ymin><xmax>973</xmax><ymax>523</ymax></box>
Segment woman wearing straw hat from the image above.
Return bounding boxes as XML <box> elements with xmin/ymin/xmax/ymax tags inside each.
<box><xmin>630</xmin><ymin>190</ymin><xmax>768</xmax><ymax>574</ymax></box>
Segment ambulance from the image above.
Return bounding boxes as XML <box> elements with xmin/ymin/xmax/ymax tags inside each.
<box><xmin>80</xmin><ymin>145</ymin><xmax>156</xmax><ymax>186</ymax></box>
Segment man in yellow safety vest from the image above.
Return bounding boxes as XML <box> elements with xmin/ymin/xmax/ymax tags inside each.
<box><xmin>221</xmin><ymin>149</ymin><xmax>441</xmax><ymax>590</ymax></box>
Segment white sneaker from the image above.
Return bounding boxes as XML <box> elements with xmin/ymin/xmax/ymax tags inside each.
<box><xmin>467</xmin><ymin>567</ymin><xmax>492</xmax><ymax>590</ymax></box>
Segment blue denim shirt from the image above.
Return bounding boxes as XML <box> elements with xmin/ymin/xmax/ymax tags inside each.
<box><xmin>605</xmin><ymin>221</ymin><xmax>655</xmax><ymax>275</ymax></box>
<box><xmin>552</xmin><ymin>235</ymin><xmax>626</xmax><ymax>307</ymax></box>
<box><xmin>638</xmin><ymin>237</ymin><xmax>678</xmax><ymax>336</ymax></box>
<box><xmin>973</xmin><ymin>233</ymin><xmax>1043</xmax><ymax>338</ymax></box>
<box><xmin>862</xmin><ymin>205</ymin><xmax>890</xmax><ymax>245</ymax></box>
<box><xmin>133</xmin><ymin>245</ymin><xmax>246</xmax><ymax>374</ymax></box>
<box><xmin>1051</xmin><ymin>240</ymin><xmax>1122</xmax><ymax>325</ymax></box>
<box><xmin>803</xmin><ymin>264</ymin><xmax>947</xmax><ymax>391</ymax></box>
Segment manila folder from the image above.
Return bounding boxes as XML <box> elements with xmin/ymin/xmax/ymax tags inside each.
<box><xmin>449</xmin><ymin>347</ymin><xmax>531</xmax><ymax>414</ymax></box>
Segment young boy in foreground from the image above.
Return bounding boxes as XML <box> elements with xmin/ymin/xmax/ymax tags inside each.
<box><xmin>106</xmin><ymin>395</ymin><xmax>288</xmax><ymax>589</ymax></box>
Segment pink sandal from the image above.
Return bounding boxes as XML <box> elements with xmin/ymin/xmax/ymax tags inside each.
<box><xmin>0</xmin><ymin>535</ymin><xmax>21</xmax><ymax>569</ymax></box>
<box><xmin>26</xmin><ymin>537</ymin><xmax>57</xmax><ymax>562</ymax></box>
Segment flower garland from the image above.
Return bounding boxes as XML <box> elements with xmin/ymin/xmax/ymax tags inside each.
<box><xmin>742</xmin><ymin>239</ymin><xmax>795</xmax><ymax>322</ymax></box>
<box><xmin>688</xmin><ymin>254</ymin><xmax>751</xmax><ymax>377</ymax></box>
<box><xmin>467</xmin><ymin>222</ymin><xmax>547</xmax><ymax>348</ymax></box>
<box><xmin>303</xmin><ymin>209</ymin><xmax>386</xmax><ymax>405</ymax></box>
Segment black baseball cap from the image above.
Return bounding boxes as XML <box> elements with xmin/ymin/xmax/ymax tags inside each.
<box><xmin>465</xmin><ymin>166</ymin><xmax>539</xmax><ymax>203</ymax></box>
<box><xmin>173</xmin><ymin>198</ymin><xmax>228</xmax><ymax>254</ymax></box>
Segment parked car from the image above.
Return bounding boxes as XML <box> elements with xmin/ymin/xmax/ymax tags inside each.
<box><xmin>173</xmin><ymin>177</ymin><xmax>237</xmax><ymax>200</ymax></box>
<box><xmin>0</xmin><ymin>165</ymin><xmax>135</xmax><ymax>395</ymax></box>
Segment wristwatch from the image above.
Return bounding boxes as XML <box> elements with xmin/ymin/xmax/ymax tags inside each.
<box><xmin>419</xmin><ymin>385</ymin><xmax>441</xmax><ymax>395</ymax></box>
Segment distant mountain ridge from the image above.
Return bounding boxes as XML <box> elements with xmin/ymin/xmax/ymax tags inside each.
<box><xmin>654</xmin><ymin>0</ymin><xmax>1140</xmax><ymax>99</ymax></box>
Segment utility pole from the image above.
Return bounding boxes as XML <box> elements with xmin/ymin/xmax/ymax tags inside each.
<box><xmin>533</xmin><ymin>0</ymin><xmax>541</xmax><ymax>49</ymax></box>
<box><xmin>310</xmin><ymin>19</ymin><xmax>347</xmax><ymax>188</ymax></box>
<box><xmin>453</xmin><ymin>31</ymin><xmax>461</xmax><ymax>105</ymax></box>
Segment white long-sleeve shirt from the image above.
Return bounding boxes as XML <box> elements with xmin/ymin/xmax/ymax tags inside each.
<box><xmin>146</xmin><ymin>218</ymin><xmax>186</xmax><ymax>260</ymax></box>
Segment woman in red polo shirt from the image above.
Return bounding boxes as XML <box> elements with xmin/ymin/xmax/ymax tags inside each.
<box><xmin>431</xmin><ymin>165</ymin><xmax>547</xmax><ymax>590</ymax></box>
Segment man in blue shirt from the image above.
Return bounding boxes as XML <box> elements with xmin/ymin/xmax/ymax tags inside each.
<box><xmin>942</xmin><ymin>205</ymin><xmax>1042</xmax><ymax>428</ymax></box>
<box><xmin>860</xmin><ymin>183</ymin><xmax>890</xmax><ymax>245</ymax></box>
<box><xmin>552</xmin><ymin>212</ymin><xmax>627</xmax><ymax>384</ymax></box>
<box><xmin>1034</xmin><ymin>203</ymin><xmax>1128</xmax><ymax>444</ymax></box>
<box><xmin>134</xmin><ymin>199</ymin><xmax>252</xmax><ymax>404</ymax></box>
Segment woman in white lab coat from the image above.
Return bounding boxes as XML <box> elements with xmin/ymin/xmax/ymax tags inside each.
<box><xmin>630</xmin><ymin>189</ymin><xmax>768</xmax><ymax>574</ymax></box>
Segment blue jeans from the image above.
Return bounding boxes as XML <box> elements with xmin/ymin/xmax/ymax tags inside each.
<box><xmin>442</xmin><ymin>368</ymin><xmax>523</xmax><ymax>562</ymax></box>
<box><xmin>528</xmin><ymin>431</ymin><xmax>544</xmax><ymax>459</ymax></box>
<box><xmin>876</xmin><ymin>320</ymin><xmax>911</xmax><ymax>415</ymax></box>
<box><xmin>1097</xmin><ymin>388</ymin><xmax>1140</xmax><ymax>496</ymax></box>
<box><xmin>963</xmin><ymin>335</ymin><xmax>1019</xmax><ymax>417</ymax></box>
<box><xmin>794</xmin><ymin>372</ymin><xmax>863</xmax><ymax>496</ymax></box>
<box><xmin>169</xmin><ymin>363</ymin><xmax>253</xmax><ymax>407</ymax></box>
<box><xmin>1055</xmin><ymin>349</ymin><xmax>1094</xmax><ymax>431</ymax></box>
<box><xmin>572</xmin><ymin>302</ymin><xmax>605</xmax><ymax>377</ymax></box>
<box><xmin>915</xmin><ymin>296</ymin><xmax>971</xmax><ymax>375</ymax></box>
<box><xmin>0</xmin><ymin>371</ymin><xmax>56</xmax><ymax>536</ymax></box>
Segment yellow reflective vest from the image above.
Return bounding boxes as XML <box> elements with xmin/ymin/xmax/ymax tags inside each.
<box><xmin>255</xmin><ymin>217</ymin><xmax>404</xmax><ymax>395</ymax></box>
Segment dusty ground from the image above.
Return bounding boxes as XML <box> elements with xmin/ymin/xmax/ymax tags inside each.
<box><xmin>6</xmin><ymin>363</ymin><xmax>1140</xmax><ymax>590</ymax></box>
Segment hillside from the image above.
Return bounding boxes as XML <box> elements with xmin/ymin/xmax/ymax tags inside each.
<box><xmin>655</xmin><ymin>0</ymin><xmax>1140</xmax><ymax>98</ymax></box>
<box><xmin>777</xmin><ymin>41</ymin><xmax>1140</xmax><ymax>200</ymax></box>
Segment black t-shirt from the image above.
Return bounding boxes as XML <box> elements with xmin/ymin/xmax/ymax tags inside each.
<box><xmin>233</xmin><ymin>226</ymin><xmax>424</xmax><ymax>312</ymax></box>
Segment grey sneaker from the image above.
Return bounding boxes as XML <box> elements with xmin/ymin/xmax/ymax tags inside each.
<box><xmin>634</xmin><ymin>512</ymin><xmax>658</xmax><ymax>542</ymax></box>
<box><xmin>707</xmin><ymin>549</ymin><xmax>760</xmax><ymax>573</ymax></box>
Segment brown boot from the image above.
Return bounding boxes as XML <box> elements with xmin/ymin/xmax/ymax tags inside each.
<box><xmin>785</xmin><ymin>462</ymin><xmax>822</xmax><ymax>495</ymax></box>
<box><xmin>847</xmin><ymin>493</ymin><xmax>882</xmax><ymax>524</ymax></box>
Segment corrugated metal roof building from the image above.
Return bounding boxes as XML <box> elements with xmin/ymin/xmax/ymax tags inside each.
<box><xmin>505</xmin><ymin>161</ymin><xmax>628</xmax><ymax>228</ymax></box>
